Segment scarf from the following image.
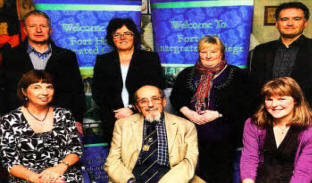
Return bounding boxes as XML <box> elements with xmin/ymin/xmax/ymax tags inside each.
<box><xmin>192</xmin><ymin>59</ymin><xmax>227</xmax><ymax>112</ymax></box>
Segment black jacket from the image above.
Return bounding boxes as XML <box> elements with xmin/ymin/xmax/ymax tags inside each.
<box><xmin>0</xmin><ymin>41</ymin><xmax>86</xmax><ymax>122</ymax></box>
<box><xmin>91</xmin><ymin>49</ymin><xmax>165</xmax><ymax>143</ymax></box>
<box><xmin>248</xmin><ymin>35</ymin><xmax>312</xmax><ymax>111</ymax></box>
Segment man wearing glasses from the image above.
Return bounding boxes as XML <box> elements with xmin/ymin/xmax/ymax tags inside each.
<box><xmin>104</xmin><ymin>85</ymin><xmax>199</xmax><ymax>183</ymax></box>
<box><xmin>0</xmin><ymin>10</ymin><xmax>85</xmax><ymax>131</ymax></box>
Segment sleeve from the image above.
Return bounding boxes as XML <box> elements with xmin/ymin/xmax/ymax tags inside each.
<box><xmin>145</xmin><ymin>52</ymin><xmax>165</xmax><ymax>89</ymax></box>
<box><xmin>290</xmin><ymin>128</ymin><xmax>312</xmax><ymax>183</ymax></box>
<box><xmin>63</xmin><ymin>110</ymin><xmax>83</xmax><ymax>158</ymax></box>
<box><xmin>240</xmin><ymin>118</ymin><xmax>260</xmax><ymax>181</ymax></box>
<box><xmin>0</xmin><ymin>115</ymin><xmax>21</xmax><ymax>171</ymax></box>
<box><xmin>159</xmin><ymin>121</ymin><xmax>198</xmax><ymax>183</ymax></box>
<box><xmin>170</xmin><ymin>68</ymin><xmax>193</xmax><ymax>112</ymax></box>
<box><xmin>104</xmin><ymin>120</ymin><xmax>135</xmax><ymax>183</ymax></box>
<box><xmin>67</xmin><ymin>52</ymin><xmax>86</xmax><ymax>123</ymax></box>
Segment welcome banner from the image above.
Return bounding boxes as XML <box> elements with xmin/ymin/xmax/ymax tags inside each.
<box><xmin>151</xmin><ymin>0</ymin><xmax>254</xmax><ymax>68</ymax></box>
<box><xmin>33</xmin><ymin>0</ymin><xmax>142</xmax><ymax>67</ymax></box>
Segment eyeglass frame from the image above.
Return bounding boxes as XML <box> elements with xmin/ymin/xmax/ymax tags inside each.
<box><xmin>136</xmin><ymin>96</ymin><xmax>164</xmax><ymax>106</ymax></box>
<box><xmin>112</xmin><ymin>32</ymin><xmax>134</xmax><ymax>39</ymax></box>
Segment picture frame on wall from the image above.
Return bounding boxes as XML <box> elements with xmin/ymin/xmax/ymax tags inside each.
<box><xmin>264</xmin><ymin>6</ymin><xmax>278</xmax><ymax>26</ymax></box>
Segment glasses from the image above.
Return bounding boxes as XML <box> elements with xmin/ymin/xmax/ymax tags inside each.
<box><xmin>113</xmin><ymin>32</ymin><xmax>134</xmax><ymax>39</ymax></box>
<box><xmin>26</xmin><ymin>24</ymin><xmax>49</xmax><ymax>29</ymax></box>
<box><xmin>137</xmin><ymin>96</ymin><xmax>163</xmax><ymax>106</ymax></box>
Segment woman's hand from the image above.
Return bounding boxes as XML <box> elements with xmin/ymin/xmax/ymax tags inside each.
<box><xmin>242</xmin><ymin>178</ymin><xmax>255</xmax><ymax>183</ymax></box>
<box><xmin>27</xmin><ymin>172</ymin><xmax>41</xmax><ymax>183</ymax></box>
<box><xmin>38</xmin><ymin>164</ymin><xmax>67</xmax><ymax>183</ymax></box>
<box><xmin>180</xmin><ymin>106</ymin><xmax>206</xmax><ymax>125</ymax></box>
<box><xmin>200</xmin><ymin>110</ymin><xmax>221</xmax><ymax>123</ymax></box>
<box><xmin>114</xmin><ymin>107</ymin><xmax>133</xmax><ymax>119</ymax></box>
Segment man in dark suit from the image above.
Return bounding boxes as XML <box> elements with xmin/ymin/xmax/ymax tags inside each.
<box><xmin>249</xmin><ymin>2</ymin><xmax>312</xmax><ymax>111</ymax></box>
<box><xmin>0</xmin><ymin>10</ymin><xmax>85</xmax><ymax>131</ymax></box>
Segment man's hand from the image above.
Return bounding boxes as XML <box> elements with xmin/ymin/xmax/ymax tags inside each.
<box><xmin>114</xmin><ymin>107</ymin><xmax>133</xmax><ymax>119</ymax></box>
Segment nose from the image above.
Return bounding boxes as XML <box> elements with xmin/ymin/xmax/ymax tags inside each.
<box><xmin>36</xmin><ymin>25</ymin><xmax>42</xmax><ymax>32</ymax></box>
<box><xmin>147</xmin><ymin>99</ymin><xmax>154</xmax><ymax>107</ymax></box>
<box><xmin>271</xmin><ymin>99</ymin><xmax>278</xmax><ymax>107</ymax></box>
<box><xmin>41</xmin><ymin>88</ymin><xmax>48</xmax><ymax>95</ymax></box>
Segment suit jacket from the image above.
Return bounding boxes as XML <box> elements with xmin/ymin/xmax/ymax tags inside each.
<box><xmin>241</xmin><ymin>118</ymin><xmax>312</xmax><ymax>183</ymax></box>
<box><xmin>91</xmin><ymin>50</ymin><xmax>165</xmax><ymax>142</ymax></box>
<box><xmin>104</xmin><ymin>112</ymin><xmax>198</xmax><ymax>183</ymax></box>
<box><xmin>0</xmin><ymin>41</ymin><xmax>86</xmax><ymax>122</ymax></box>
<box><xmin>249</xmin><ymin>35</ymin><xmax>312</xmax><ymax>110</ymax></box>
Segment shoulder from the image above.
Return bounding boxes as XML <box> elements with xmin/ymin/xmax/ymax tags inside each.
<box><xmin>177</xmin><ymin>66</ymin><xmax>195</xmax><ymax>77</ymax></box>
<box><xmin>254</xmin><ymin>40</ymin><xmax>279</xmax><ymax>51</ymax></box>
<box><xmin>135</xmin><ymin>50</ymin><xmax>158</xmax><ymax>57</ymax></box>
<box><xmin>300</xmin><ymin>125</ymin><xmax>312</xmax><ymax>141</ymax></box>
<box><xmin>115</xmin><ymin>113</ymin><xmax>142</xmax><ymax>127</ymax></box>
<box><xmin>1</xmin><ymin>108</ymin><xmax>23</xmax><ymax>126</ymax></box>
<box><xmin>52</xmin><ymin>43</ymin><xmax>76</xmax><ymax>56</ymax></box>
<box><xmin>54</xmin><ymin>107</ymin><xmax>74</xmax><ymax>118</ymax></box>
<box><xmin>95</xmin><ymin>51</ymin><xmax>116</xmax><ymax>63</ymax></box>
<box><xmin>165</xmin><ymin>112</ymin><xmax>195</xmax><ymax>128</ymax></box>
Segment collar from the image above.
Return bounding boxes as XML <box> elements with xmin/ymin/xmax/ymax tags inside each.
<box><xmin>278</xmin><ymin>34</ymin><xmax>305</xmax><ymax>48</ymax></box>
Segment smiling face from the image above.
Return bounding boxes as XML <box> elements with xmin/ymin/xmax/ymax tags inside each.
<box><xmin>23</xmin><ymin>82</ymin><xmax>54</xmax><ymax>107</ymax></box>
<box><xmin>265</xmin><ymin>95</ymin><xmax>296</xmax><ymax>123</ymax></box>
<box><xmin>24</xmin><ymin>14</ymin><xmax>52</xmax><ymax>45</ymax></box>
<box><xmin>199</xmin><ymin>44</ymin><xmax>223</xmax><ymax>68</ymax></box>
<box><xmin>135</xmin><ymin>86</ymin><xmax>166</xmax><ymax>122</ymax></box>
<box><xmin>112</xmin><ymin>25</ymin><xmax>134</xmax><ymax>51</ymax></box>
<box><xmin>276</xmin><ymin>8</ymin><xmax>308</xmax><ymax>39</ymax></box>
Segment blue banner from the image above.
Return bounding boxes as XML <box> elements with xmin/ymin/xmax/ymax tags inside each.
<box><xmin>33</xmin><ymin>0</ymin><xmax>142</xmax><ymax>67</ymax></box>
<box><xmin>151</xmin><ymin>0</ymin><xmax>254</xmax><ymax>67</ymax></box>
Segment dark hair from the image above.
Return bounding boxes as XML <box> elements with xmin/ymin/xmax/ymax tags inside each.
<box><xmin>106</xmin><ymin>18</ymin><xmax>141</xmax><ymax>48</ymax></box>
<box><xmin>17</xmin><ymin>70</ymin><xmax>53</xmax><ymax>106</ymax></box>
<box><xmin>252</xmin><ymin>77</ymin><xmax>312</xmax><ymax>129</ymax></box>
<box><xmin>275</xmin><ymin>2</ymin><xmax>310</xmax><ymax>20</ymax></box>
<box><xmin>23</xmin><ymin>10</ymin><xmax>51</xmax><ymax>27</ymax></box>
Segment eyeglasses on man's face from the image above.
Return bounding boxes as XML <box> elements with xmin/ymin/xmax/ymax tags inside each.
<box><xmin>137</xmin><ymin>96</ymin><xmax>163</xmax><ymax>106</ymax></box>
<box><xmin>113</xmin><ymin>32</ymin><xmax>134</xmax><ymax>39</ymax></box>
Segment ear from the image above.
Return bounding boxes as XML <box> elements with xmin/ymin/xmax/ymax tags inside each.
<box><xmin>162</xmin><ymin>97</ymin><xmax>167</xmax><ymax>108</ymax></box>
<box><xmin>135</xmin><ymin>103</ymin><xmax>141</xmax><ymax>113</ymax></box>
<box><xmin>22</xmin><ymin>88</ymin><xmax>27</xmax><ymax>97</ymax></box>
<box><xmin>304</xmin><ymin>20</ymin><xmax>309</xmax><ymax>28</ymax></box>
<box><xmin>49</xmin><ymin>27</ymin><xmax>53</xmax><ymax>36</ymax></box>
<box><xmin>23</xmin><ymin>26</ymin><xmax>28</xmax><ymax>37</ymax></box>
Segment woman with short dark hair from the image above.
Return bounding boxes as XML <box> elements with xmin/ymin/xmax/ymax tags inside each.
<box><xmin>92</xmin><ymin>18</ymin><xmax>164</xmax><ymax>143</ymax></box>
<box><xmin>0</xmin><ymin>70</ymin><xmax>82</xmax><ymax>183</ymax></box>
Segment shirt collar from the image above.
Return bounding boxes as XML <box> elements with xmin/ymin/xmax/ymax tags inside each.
<box><xmin>27</xmin><ymin>44</ymin><xmax>52</xmax><ymax>59</ymax></box>
<box><xmin>278</xmin><ymin>34</ymin><xmax>305</xmax><ymax>48</ymax></box>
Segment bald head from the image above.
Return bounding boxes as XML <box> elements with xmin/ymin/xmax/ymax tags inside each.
<box><xmin>135</xmin><ymin>85</ymin><xmax>166</xmax><ymax>121</ymax></box>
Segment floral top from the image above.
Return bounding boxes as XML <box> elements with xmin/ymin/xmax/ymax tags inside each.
<box><xmin>0</xmin><ymin>107</ymin><xmax>83</xmax><ymax>183</ymax></box>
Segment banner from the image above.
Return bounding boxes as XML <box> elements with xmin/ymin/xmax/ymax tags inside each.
<box><xmin>151</xmin><ymin>0</ymin><xmax>254</xmax><ymax>68</ymax></box>
<box><xmin>33</xmin><ymin>0</ymin><xmax>142</xmax><ymax>67</ymax></box>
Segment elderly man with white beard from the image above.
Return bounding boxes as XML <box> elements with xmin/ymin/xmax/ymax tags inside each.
<box><xmin>104</xmin><ymin>85</ymin><xmax>199</xmax><ymax>183</ymax></box>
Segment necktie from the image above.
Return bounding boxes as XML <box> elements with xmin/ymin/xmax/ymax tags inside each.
<box><xmin>134</xmin><ymin>122</ymin><xmax>160</xmax><ymax>183</ymax></box>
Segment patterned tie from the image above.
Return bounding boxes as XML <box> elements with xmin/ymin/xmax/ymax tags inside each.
<box><xmin>133</xmin><ymin>122</ymin><xmax>161</xmax><ymax>183</ymax></box>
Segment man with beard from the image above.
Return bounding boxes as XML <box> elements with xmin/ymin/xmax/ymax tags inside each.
<box><xmin>248</xmin><ymin>2</ymin><xmax>312</xmax><ymax>111</ymax></box>
<box><xmin>104</xmin><ymin>85</ymin><xmax>199</xmax><ymax>183</ymax></box>
<box><xmin>0</xmin><ymin>10</ymin><xmax>85</xmax><ymax>131</ymax></box>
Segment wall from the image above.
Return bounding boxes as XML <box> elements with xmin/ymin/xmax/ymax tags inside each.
<box><xmin>250</xmin><ymin>0</ymin><xmax>312</xmax><ymax>50</ymax></box>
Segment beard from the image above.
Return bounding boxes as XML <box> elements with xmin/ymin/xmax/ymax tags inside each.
<box><xmin>145</xmin><ymin>111</ymin><xmax>162</xmax><ymax>122</ymax></box>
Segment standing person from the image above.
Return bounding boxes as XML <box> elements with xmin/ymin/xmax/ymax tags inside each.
<box><xmin>104</xmin><ymin>85</ymin><xmax>198</xmax><ymax>183</ymax></box>
<box><xmin>249</xmin><ymin>2</ymin><xmax>312</xmax><ymax>112</ymax></box>
<box><xmin>170</xmin><ymin>35</ymin><xmax>247</xmax><ymax>183</ymax></box>
<box><xmin>240</xmin><ymin>77</ymin><xmax>312</xmax><ymax>183</ymax></box>
<box><xmin>0</xmin><ymin>10</ymin><xmax>85</xmax><ymax>130</ymax></box>
<box><xmin>0</xmin><ymin>70</ymin><xmax>83</xmax><ymax>183</ymax></box>
<box><xmin>92</xmin><ymin>18</ymin><xmax>164</xmax><ymax>144</ymax></box>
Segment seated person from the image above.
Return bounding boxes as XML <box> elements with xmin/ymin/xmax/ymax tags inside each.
<box><xmin>0</xmin><ymin>70</ymin><xmax>83</xmax><ymax>183</ymax></box>
<box><xmin>104</xmin><ymin>85</ymin><xmax>198</xmax><ymax>183</ymax></box>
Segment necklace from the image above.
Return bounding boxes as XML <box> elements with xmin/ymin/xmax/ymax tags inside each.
<box><xmin>276</xmin><ymin>125</ymin><xmax>289</xmax><ymax>135</ymax></box>
<box><xmin>26</xmin><ymin>107</ymin><xmax>49</xmax><ymax>123</ymax></box>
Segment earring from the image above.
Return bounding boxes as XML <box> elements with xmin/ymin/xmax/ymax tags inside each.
<box><xmin>25</xmin><ymin>96</ymin><xmax>28</xmax><ymax>101</ymax></box>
